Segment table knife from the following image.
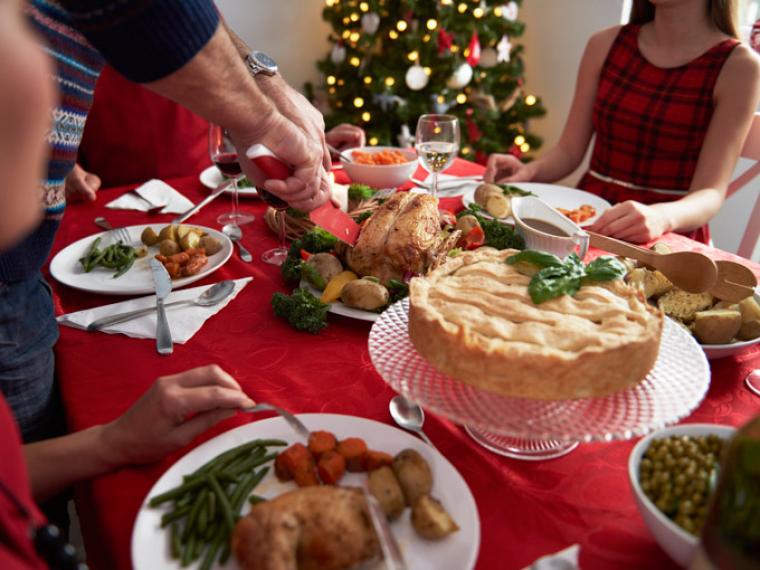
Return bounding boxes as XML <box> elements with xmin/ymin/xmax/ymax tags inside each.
<box><xmin>361</xmin><ymin>481</ymin><xmax>407</xmax><ymax>570</ymax></box>
<box><xmin>173</xmin><ymin>176</ymin><xmax>239</xmax><ymax>224</ymax></box>
<box><xmin>149</xmin><ymin>258</ymin><xmax>173</xmax><ymax>355</ymax></box>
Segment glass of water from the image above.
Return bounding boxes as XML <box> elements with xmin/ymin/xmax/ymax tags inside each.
<box><xmin>415</xmin><ymin>114</ymin><xmax>460</xmax><ymax>200</ymax></box>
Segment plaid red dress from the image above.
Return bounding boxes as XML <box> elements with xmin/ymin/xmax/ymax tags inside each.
<box><xmin>577</xmin><ymin>24</ymin><xmax>739</xmax><ymax>243</ymax></box>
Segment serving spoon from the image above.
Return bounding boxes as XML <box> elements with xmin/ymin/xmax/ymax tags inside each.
<box><xmin>588</xmin><ymin>231</ymin><xmax>718</xmax><ymax>294</ymax></box>
<box><xmin>327</xmin><ymin>143</ymin><xmax>353</xmax><ymax>163</ymax></box>
<box><xmin>86</xmin><ymin>280</ymin><xmax>236</xmax><ymax>331</ymax></box>
<box><xmin>389</xmin><ymin>395</ymin><xmax>437</xmax><ymax>450</ymax></box>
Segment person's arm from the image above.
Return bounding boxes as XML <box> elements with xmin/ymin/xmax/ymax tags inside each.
<box><xmin>59</xmin><ymin>1</ymin><xmax>328</xmax><ymax>210</ymax></box>
<box><xmin>0</xmin><ymin>2</ymin><xmax>55</xmax><ymax>249</ymax></box>
<box><xmin>591</xmin><ymin>45</ymin><xmax>760</xmax><ymax>242</ymax></box>
<box><xmin>485</xmin><ymin>26</ymin><xmax>619</xmax><ymax>183</ymax></box>
<box><xmin>65</xmin><ymin>163</ymin><xmax>101</xmax><ymax>202</ymax></box>
<box><xmin>24</xmin><ymin>365</ymin><xmax>254</xmax><ymax>502</ymax></box>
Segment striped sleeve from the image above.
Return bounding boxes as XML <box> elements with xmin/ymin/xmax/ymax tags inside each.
<box><xmin>57</xmin><ymin>0</ymin><xmax>220</xmax><ymax>83</ymax></box>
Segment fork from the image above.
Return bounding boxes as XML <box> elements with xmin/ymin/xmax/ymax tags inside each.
<box><xmin>240</xmin><ymin>403</ymin><xmax>311</xmax><ymax>440</ymax></box>
<box><xmin>94</xmin><ymin>216</ymin><xmax>131</xmax><ymax>245</ymax></box>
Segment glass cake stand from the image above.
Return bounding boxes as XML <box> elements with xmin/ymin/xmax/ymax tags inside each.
<box><xmin>368</xmin><ymin>300</ymin><xmax>710</xmax><ymax>461</ymax></box>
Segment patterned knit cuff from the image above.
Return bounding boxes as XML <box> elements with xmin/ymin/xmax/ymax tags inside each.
<box><xmin>58</xmin><ymin>0</ymin><xmax>220</xmax><ymax>83</ymax></box>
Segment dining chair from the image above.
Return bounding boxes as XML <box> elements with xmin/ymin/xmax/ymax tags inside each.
<box><xmin>725</xmin><ymin>112</ymin><xmax>760</xmax><ymax>259</ymax></box>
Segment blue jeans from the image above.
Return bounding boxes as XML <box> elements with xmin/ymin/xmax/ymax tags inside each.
<box><xmin>0</xmin><ymin>273</ymin><xmax>62</xmax><ymax>442</ymax></box>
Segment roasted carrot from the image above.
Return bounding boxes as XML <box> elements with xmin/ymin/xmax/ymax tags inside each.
<box><xmin>274</xmin><ymin>452</ymin><xmax>292</xmax><ymax>481</ymax></box>
<box><xmin>278</xmin><ymin>443</ymin><xmax>319</xmax><ymax>487</ymax></box>
<box><xmin>336</xmin><ymin>437</ymin><xmax>369</xmax><ymax>472</ymax></box>
<box><xmin>316</xmin><ymin>450</ymin><xmax>346</xmax><ymax>485</ymax></box>
<box><xmin>308</xmin><ymin>430</ymin><xmax>337</xmax><ymax>460</ymax></box>
<box><xmin>363</xmin><ymin>450</ymin><xmax>394</xmax><ymax>472</ymax></box>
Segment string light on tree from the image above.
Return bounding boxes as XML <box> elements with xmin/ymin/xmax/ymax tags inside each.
<box><xmin>362</xmin><ymin>111</ymin><xmax>371</xmax><ymax>121</ymax></box>
<box><xmin>349</xmin><ymin>56</ymin><xmax>361</xmax><ymax>67</ymax></box>
<box><xmin>369</xmin><ymin>136</ymin><xmax>379</xmax><ymax>145</ymax></box>
<box><xmin>514</xmin><ymin>135</ymin><xmax>526</xmax><ymax>146</ymax></box>
<box><xmin>396</xmin><ymin>20</ymin><xmax>408</xmax><ymax>31</ymax></box>
<box><xmin>456</xmin><ymin>93</ymin><xmax>467</xmax><ymax>104</ymax></box>
<box><xmin>426</xmin><ymin>18</ymin><xmax>438</xmax><ymax>30</ymax></box>
<box><xmin>353</xmin><ymin>97</ymin><xmax>364</xmax><ymax>108</ymax></box>
<box><xmin>525</xmin><ymin>95</ymin><xmax>537</xmax><ymax>106</ymax></box>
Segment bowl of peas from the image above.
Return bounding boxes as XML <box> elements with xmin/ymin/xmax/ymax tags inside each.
<box><xmin>628</xmin><ymin>423</ymin><xmax>735</xmax><ymax>567</ymax></box>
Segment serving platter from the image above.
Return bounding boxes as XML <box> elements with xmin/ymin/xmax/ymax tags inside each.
<box><xmin>50</xmin><ymin>224</ymin><xmax>232</xmax><ymax>295</ymax></box>
<box><xmin>299</xmin><ymin>280</ymin><xmax>379</xmax><ymax>323</ymax></box>
<box><xmin>199</xmin><ymin>166</ymin><xmax>258</xmax><ymax>197</ymax></box>
<box><xmin>369</xmin><ymin>300</ymin><xmax>710</xmax><ymax>460</ymax></box>
<box><xmin>132</xmin><ymin>413</ymin><xmax>480</xmax><ymax>570</ymax></box>
<box><xmin>460</xmin><ymin>182</ymin><xmax>611</xmax><ymax>227</ymax></box>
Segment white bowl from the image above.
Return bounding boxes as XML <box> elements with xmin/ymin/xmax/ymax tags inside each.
<box><xmin>628</xmin><ymin>423</ymin><xmax>736</xmax><ymax>567</ymax></box>
<box><xmin>342</xmin><ymin>146</ymin><xmax>418</xmax><ymax>189</ymax></box>
<box><xmin>700</xmin><ymin>290</ymin><xmax>760</xmax><ymax>359</ymax></box>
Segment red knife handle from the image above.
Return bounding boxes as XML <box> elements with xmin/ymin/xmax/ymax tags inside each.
<box><xmin>245</xmin><ymin>144</ymin><xmax>292</xmax><ymax>180</ymax></box>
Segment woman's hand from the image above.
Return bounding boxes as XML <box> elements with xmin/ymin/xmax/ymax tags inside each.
<box><xmin>484</xmin><ymin>153</ymin><xmax>534</xmax><ymax>183</ymax></box>
<box><xmin>65</xmin><ymin>163</ymin><xmax>101</xmax><ymax>202</ymax></box>
<box><xmin>99</xmin><ymin>365</ymin><xmax>255</xmax><ymax>466</ymax></box>
<box><xmin>589</xmin><ymin>200</ymin><xmax>671</xmax><ymax>243</ymax></box>
<box><xmin>325</xmin><ymin>123</ymin><xmax>366</xmax><ymax>150</ymax></box>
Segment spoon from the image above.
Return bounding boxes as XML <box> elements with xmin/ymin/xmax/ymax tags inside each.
<box><xmin>588</xmin><ymin>231</ymin><xmax>718</xmax><ymax>294</ymax></box>
<box><xmin>223</xmin><ymin>224</ymin><xmax>252</xmax><ymax>263</ymax></box>
<box><xmin>327</xmin><ymin>143</ymin><xmax>353</xmax><ymax>163</ymax></box>
<box><xmin>711</xmin><ymin>260</ymin><xmax>757</xmax><ymax>302</ymax></box>
<box><xmin>86</xmin><ymin>280</ymin><xmax>236</xmax><ymax>331</ymax></box>
<box><xmin>746</xmin><ymin>369</ymin><xmax>760</xmax><ymax>398</ymax></box>
<box><xmin>389</xmin><ymin>395</ymin><xmax>436</xmax><ymax>449</ymax></box>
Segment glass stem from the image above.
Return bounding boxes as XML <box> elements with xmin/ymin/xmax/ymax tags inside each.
<box><xmin>232</xmin><ymin>178</ymin><xmax>240</xmax><ymax>221</ymax></box>
<box><xmin>431</xmin><ymin>171</ymin><xmax>439</xmax><ymax>201</ymax></box>
<box><xmin>277</xmin><ymin>210</ymin><xmax>286</xmax><ymax>248</ymax></box>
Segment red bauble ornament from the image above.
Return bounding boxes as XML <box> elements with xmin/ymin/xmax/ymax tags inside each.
<box><xmin>467</xmin><ymin>118</ymin><xmax>482</xmax><ymax>142</ymax></box>
<box><xmin>466</xmin><ymin>31</ymin><xmax>481</xmax><ymax>67</ymax></box>
<box><xmin>509</xmin><ymin>144</ymin><xmax>522</xmax><ymax>158</ymax></box>
<box><xmin>475</xmin><ymin>150</ymin><xmax>488</xmax><ymax>165</ymax></box>
<box><xmin>438</xmin><ymin>28</ymin><xmax>454</xmax><ymax>55</ymax></box>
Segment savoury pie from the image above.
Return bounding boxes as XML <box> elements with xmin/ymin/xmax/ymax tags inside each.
<box><xmin>408</xmin><ymin>248</ymin><xmax>663</xmax><ymax>399</ymax></box>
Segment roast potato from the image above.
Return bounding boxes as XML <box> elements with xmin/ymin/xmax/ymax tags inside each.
<box><xmin>306</xmin><ymin>253</ymin><xmax>343</xmax><ymax>287</ymax></box>
<box><xmin>738</xmin><ymin>319</ymin><xmax>760</xmax><ymax>341</ymax></box>
<box><xmin>650</xmin><ymin>242</ymin><xmax>672</xmax><ymax>255</ymax></box>
<box><xmin>392</xmin><ymin>449</ymin><xmax>432</xmax><ymax>506</ymax></box>
<box><xmin>179</xmin><ymin>232</ymin><xmax>200</xmax><ymax>251</ymax></box>
<box><xmin>692</xmin><ymin>309</ymin><xmax>742</xmax><ymax>344</ymax></box>
<box><xmin>158</xmin><ymin>239</ymin><xmax>181</xmax><ymax>257</ymax></box>
<box><xmin>627</xmin><ymin>268</ymin><xmax>672</xmax><ymax>299</ymax></box>
<box><xmin>485</xmin><ymin>193</ymin><xmax>511</xmax><ymax>218</ymax></box>
<box><xmin>410</xmin><ymin>495</ymin><xmax>459</xmax><ymax>540</ymax></box>
<box><xmin>341</xmin><ymin>278</ymin><xmax>389</xmax><ymax>311</ymax></box>
<box><xmin>738</xmin><ymin>296</ymin><xmax>760</xmax><ymax>323</ymax></box>
<box><xmin>140</xmin><ymin>227</ymin><xmax>160</xmax><ymax>246</ymax></box>
<box><xmin>198</xmin><ymin>235</ymin><xmax>223</xmax><ymax>256</ymax></box>
<box><xmin>158</xmin><ymin>224</ymin><xmax>179</xmax><ymax>243</ymax></box>
<box><xmin>456</xmin><ymin>215</ymin><xmax>481</xmax><ymax>236</ymax></box>
<box><xmin>474</xmin><ymin>183</ymin><xmax>502</xmax><ymax>206</ymax></box>
<box><xmin>367</xmin><ymin>466</ymin><xmax>405</xmax><ymax>521</ymax></box>
<box><xmin>657</xmin><ymin>290</ymin><xmax>714</xmax><ymax>322</ymax></box>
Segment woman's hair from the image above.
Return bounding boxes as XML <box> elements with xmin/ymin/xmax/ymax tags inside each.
<box><xmin>629</xmin><ymin>0</ymin><xmax>738</xmax><ymax>38</ymax></box>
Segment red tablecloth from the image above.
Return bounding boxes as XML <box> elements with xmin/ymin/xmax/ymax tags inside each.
<box><xmin>46</xmin><ymin>159</ymin><xmax>760</xmax><ymax>570</ymax></box>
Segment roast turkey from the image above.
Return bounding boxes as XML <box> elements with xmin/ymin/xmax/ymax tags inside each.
<box><xmin>346</xmin><ymin>192</ymin><xmax>459</xmax><ymax>284</ymax></box>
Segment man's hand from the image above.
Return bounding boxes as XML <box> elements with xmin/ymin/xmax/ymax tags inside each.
<box><xmin>588</xmin><ymin>200</ymin><xmax>671</xmax><ymax>243</ymax></box>
<box><xmin>326</xmin><ymin>123</ymin><xmax>366</xmax><ymax>150</ymax></box>
<box><xmin>99</xmin><ymin>365</ymin><xmax>254</xmax><ymax>466</ymax></box>
<box><xmin>65</xmin><ymin>163</ymin><xmax>101</xmax><ymax>202</ymax></box>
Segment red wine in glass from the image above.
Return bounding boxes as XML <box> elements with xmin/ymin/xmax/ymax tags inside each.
<box><xmin>213</xmin><ymin>152</ymin><xmax>242</xmax><ymax>177</ymax></box>
<box><xmin>257</xmin><ymin>189</ymin><xmax>288</xmax><ymax>210</ymax></box>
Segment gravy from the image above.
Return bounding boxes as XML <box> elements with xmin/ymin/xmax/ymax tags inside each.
<box><xmin>521</xmin><ymin>217</ymin><xmax>568</xmax><ymax>237</ymax></box>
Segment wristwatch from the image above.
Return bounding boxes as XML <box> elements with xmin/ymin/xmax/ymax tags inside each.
<box><xmin>245</xmin><ymin>50</ymin><xmax>278</xmax><ymax>77</ymax></box>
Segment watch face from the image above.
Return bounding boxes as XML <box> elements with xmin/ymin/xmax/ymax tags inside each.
<box><xmin>253</xmin><ymin>51</ymin><xmax>277</xmax><ymax>71</ymax></box>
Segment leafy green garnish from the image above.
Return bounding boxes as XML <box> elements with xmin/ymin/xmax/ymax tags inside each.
<box><xmin>500</xmin><ymin>184</ymin><xmax>534</xmax><ymax>197</ymax></box>
<box><xmin>281</xmin><ymin>256</ymin><xmax>303</xmax><ymax>286</ymax></box>
<box><xmin>457</xmin><ymin>205</ymin><xmax>525</xmax><ymax>250</ymax></box>
<box><xmin>237</xmin><ymin>177</ymin><xmax>253</xmax><ymax>188</ymax></box>
<box><xmin>272</xmin><ymin>288</ymin><xmax>329</xmax><ymax>334</ymax></box>
<box><xmin>353</xmin><ymin>211</ymin><xmax>373</xmax><ymax>223</ymax></box>
<box><xmin>348</xmin><ymin>183</ymin><xmax>375</xmax><ymax>201</ymax></box>
<box><xmin>447</xmin><ymin>248</ymin><xmax>463</xmax><ymax>258</ymax></box>
<box><xmin>286</xmin><ymin>207</ymin><xmax>308</xmax><ymax>219</ymax></box>
<box><xmin>506</xmin><ymin>251</ymin><xmax>626</xmax><ymax>304</ymax></box>
<box><xmin>387</xmin><ymin>279</ymin><xmax>409</xmax><ymax>304</ymax></box>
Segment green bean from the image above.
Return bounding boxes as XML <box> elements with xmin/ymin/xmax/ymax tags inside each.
<box><xmin>170</xmin><ymin>523</ymin><xmax>181</xmax><ymax>559</ymax></box>
<box><xmin>208</xmin><ymin>474</ymin><xmax>235</xmax><ymax>531</ymax></box>
<box><xmin>161</xmin><ymin>504</ymin><xmax>191</xmax><ymax>528</ymax></box>
<box><xmin>198</xmin><ymin>527</ymin><xmax>227</xmax><ymax>570</ymax></box>
<box><xmin>181</xmin><ymin>487</ymin><xmax>208</xmax><ymax>542</ymax></box>
<box><xmin>197</xmin><ymin>500</ymin><xmax>208</xmax><ymax>535</ymax></box>
<box><xmin>226</xmin><ymin>452</ymin><xmax>278</xmax><ymax>479</ymax></box>
<box><xmin>180</xmin><ymin>533</ymin><xmax>195</xmax><ymax>567</ymax></box>
<box><xmin>113</xmin><ymin>253</ymin><xmax>135</xmax><ymax>278</ymax></box>
<box><xmin>207</xmin><ymin>491</ymin><xmax>216</xmax><ymax>524</ymax></box>
<box><xmin>248</xmin><ymin>494</ymin><xmax>266</xmax><ymax>505</ymax></box>
<box><xmin>149</xmin><ymin>476</ymin><xmax>210</xmax><ymax>507</ymax></box>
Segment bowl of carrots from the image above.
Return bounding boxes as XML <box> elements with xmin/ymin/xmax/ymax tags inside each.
<box><xmin>342</xmin><ymin>146</ymin><xmax>418</xmax><ymax>189</ymax></box>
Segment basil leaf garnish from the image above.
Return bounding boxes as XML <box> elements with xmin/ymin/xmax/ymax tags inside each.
<box><xmin>506</xmin><ymin>250</ymin><xmax>564</xmax><ymax>269</ymax></box>
<box><xmin>583</xmin><ymin>256</ymin><xmax>627</xmax><ymax>283</ymax></box>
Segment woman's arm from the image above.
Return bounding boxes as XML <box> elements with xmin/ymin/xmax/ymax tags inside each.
<box><xmin>24</xmin><ymin>365</ymin><xmax>254</xmax><ymax>502</ymax></box>
<box><xmin>485</xmin><ymin>26</ymin><xmax>619</xmax><ymax>183</ymax></box>
<box><xmin>592</xmin><ymin>45</ymin><xmax>760</xmax><ymax>242</ymax></box>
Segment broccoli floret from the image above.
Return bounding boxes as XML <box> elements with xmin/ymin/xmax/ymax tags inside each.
<box><xmin>353</xmin><ymin>211</ymin><xmax>373</xmax><ymax>223</ymax></box>
<box><xmin>237</xmin><ymin>177</ymin><xmax>254</xmax><ymax>188</ymax></box>
<box><xmin>271</xmin><ymin>288</ymin><xmax>329</xmax><ymax>334</ymax></box>
<box><xmin>289</xmin><ymin>227</ymin><xmax>338</xmax><ymax>258</ymax></box>
<box><xmin>280</xmin><ymin>256</ymin><xmax>303</xmax><ymax>286</ymax></box>
<box><xmin>457</xmin><ymin>206</ymin><xmax>525</xmax><ymax>250</ymax></box>
<box><xmin>387</xmin><ymin>279</ymin><xmax>409</xmax><ymax>305</ymax></box>
<box><xmin>348</xmin><ymin>183</ymin><xmax>375</xmax><ymax>201</ymax></box>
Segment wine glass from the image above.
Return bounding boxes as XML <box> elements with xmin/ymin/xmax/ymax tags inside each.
<box><xmin>415</xmin><ymin>114</ymin><xmax>460</xmax><ymax>200</ymax></box>
<box><xmin>258</xmin><ymin>188</ymin><xmax>289</xmax><ymax>266</ymax></box>
<box><xmin>209</xmin><ymin>124</ymin><xmax>254</xmax><ymax>226</ymax></box>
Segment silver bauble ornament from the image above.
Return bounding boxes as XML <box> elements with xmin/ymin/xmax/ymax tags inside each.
<box><xmin>446</xmin><ymin>63</ymin><xmax>473</xmax><ymax>89</ymax></box>
<box><xmin>405</xmin><ymin>64</ymin><xmax>429</xmax><ymax>91</ymax></box>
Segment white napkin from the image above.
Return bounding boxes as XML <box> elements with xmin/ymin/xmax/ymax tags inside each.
<box><xmin>105</xmin><ymin>179</ymin><xmax>194</xmax><ymax>214</ymax></box>
<box><xmin>57</xmin><ymin>278</ymin><xmax>252</xmax><ymax>343</ymax></box>
<box><xmin>522</xmin><ymin>545</ymin><xmax>580</xmax><ymax>570</ymax></box>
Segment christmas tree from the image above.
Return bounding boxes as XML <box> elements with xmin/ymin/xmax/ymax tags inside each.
<box><xmin>310</xmin><ymin>0</ymin><xmax>545</xmax><ymax>163</ymax></box>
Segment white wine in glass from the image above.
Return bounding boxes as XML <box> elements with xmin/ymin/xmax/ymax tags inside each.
<box><xmin>415</xmin><ymin>114</ymin><xmax>460</xmax><ymax>199</ymax></box>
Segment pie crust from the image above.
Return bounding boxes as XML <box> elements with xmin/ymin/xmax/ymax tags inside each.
<box><xmin>408</xmin><ymin>248</ymin><xmax>663</xmax><ymax>400</ymax></box>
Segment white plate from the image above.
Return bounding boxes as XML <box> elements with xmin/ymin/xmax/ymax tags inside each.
<box><xmin>300</xmin><ymin>280</ymin><xmax>379</xmax><ymax>322</ymax></box>
<box><xmin>461</xmin><ymin>182</ymin><xmax>611</xmax><ymax>226</ymax></box>
<box><xmin>50</xmin><ymin>224</ymin><xmax>232</xmax><ymax>295</ymax></box>
<box><xmin>199</xmin><ymin>166</ymin><xmax>258</xmax><ymax>197</ymax></box>
<box><xmin>700</xmin><ymin>290</ymin><xmax>760</xmax><ymax>359</ymax></box>
<box><xmin>132</xmin><ymin>413</ymin><xmax>480</xmax><ymax>570</ymax></box>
